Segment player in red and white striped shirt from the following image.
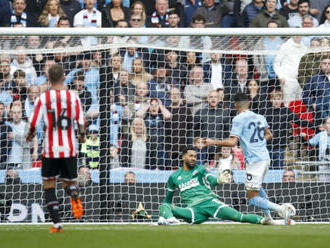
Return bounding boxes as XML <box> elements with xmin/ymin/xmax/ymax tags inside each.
<box><xmin>26</xmin><ymin>64</ymin><xmax>87</xmax><ymax>233</ymax></box>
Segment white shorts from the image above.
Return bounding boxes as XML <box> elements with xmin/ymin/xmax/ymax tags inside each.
<box><xmin>245</xmin><ymin>160</ymin><xmax>270</xmax><ymax>190</ymax></box>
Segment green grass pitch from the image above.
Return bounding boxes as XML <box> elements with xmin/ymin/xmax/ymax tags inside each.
<box><xmin>1</xmin><ymin>224</ymin><xmax>330</xmax><ymax>248</ymax></box>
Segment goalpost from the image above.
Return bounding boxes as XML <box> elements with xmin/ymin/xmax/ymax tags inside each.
<box><xmin>0</xmin><ymin>27</ymin><xmax>329</xmax><ymax>224</ymax></box>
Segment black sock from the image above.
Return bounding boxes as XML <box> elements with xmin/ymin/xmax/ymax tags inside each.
<box><xmin>44</xmin><ymin>188</ymin><xmax>61</xmax><ymax>224</ymax></box>
<box><xmin>65</xmin><ymin>184</ymin><xmax>79</xmax><ymax>199</ymax></box>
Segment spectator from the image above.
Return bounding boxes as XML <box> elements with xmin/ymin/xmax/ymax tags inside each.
<box><xmin>237</xmin><ymin>0</ymin><xmax>264</xmax><ymax>27</ymax></box>
<box><xmin>165</xmin><ymin>50</ymin><xmax>187</xmax><ymax>88</ymax></box>
<box><xmin>297</xmin><ymin>38</ymin><xmax>325</xmax><ymax>89</ymax></box>
<box><xmin>0</xmin><ymin>101</ymin><xmax>12</xmax><ymax>170</ymax></box>
<box><xmin>130</xmin><ymin>1</ymin><xmax>147</xmax><ymax>26</ymax></box>
<box><xmin>129</xmin><ymin>57</ymin><xmax>153</xmax><ymax>86</ymax></box>
<box><xmin>77</xmin><ymin>166</ymin><xmax>93</xmax><ymax>187</ymax></box>
<box><xmin>215</xmin><ymin>146</ymin><xmax>241</xmax><ymax>171</ymax></box>
<box><xmin>11</xmin><ymin>70</ymin><xmax>29</xmax><ymax>102</ymax></box>
<box><xmin>280</xmin><ymin>0</ymin><xmax>299</xmax><ymax>19</ymax></box>
<box><xmin>250</xmin><ymin>0</ymin><xmax>288</xmax><ymax>27</ymax></box>
<box><xmin>10</xmin><ymin>0</ymin><xmax>30</xmax><ymax>27</ymax></box>
<box><xmin>319</xmin><ymin>5</ymin><xmax>330</xmax><ymax>28</ymax></box>
<box><xmin>24</xmin><ymin>85</ymin><xmax>40</xmax><ymax>118</ymax></box>
<box><xmin>203</xmin><ymin>52</ymin><xmax>227</xmax><ymax>90</ymax></box>
<box><xmin>34</xmin><ymin>59</ymin><xmax>56</xmax><ymax>91</ymax></box>
<box><xmin>5</xmin><ymin>168</ymin><xmax>22</xmax><ymax>185</ymax></box>
<box><xmin>124</xmin><ymin>171</ymin><xmax>137</xmax><ymax>183</ymax></box>
<box><xmin>120</xmin><ymin>117</ymin><xmax>149</xmax><ymax>168</ymax></box>
<box><xmin>184</xmin><ymin>65</ymin><xmax>213</xmax><ymax>115</ymax></box>
<box><xmin>80</xmin><ymin>125</ymin><xmax>100</xmax><ymax>169</ymax></box>
<box><xmin>194</xmin><ymin>0</ymin><xmax>228</xmax><ymax>27</ymax></box>
<box><xmin>282</xmin><ymin>170</ymin><xmax>296</xmax><ymax>182</ymax></box>
<box><xmin>113</xmin><ymin>69</ymin><xmax>135</xmax><ymax>104</ymax></box>
<box><xmin>302</xmin><ymin>55</ymin><xmax>330</xmax><ymax>120</ymax></box>
<box><xmin>0</xmin><ymin>55</ymin><xmax>12</xmax><ymax>85</ymax></box>
<box><xmin>0</xmin><ymin>74</ymin><xmax>13</xmax><ymax>113</ymax></box>
<box><xmin>310</xmin><ymin>0</ymin><xmax>329</xmax><ymax>21</ymax></box>
<box><xmin>185</xmin><ymin>51</ymin><xmax>201</xmax><ymax>73</ymax></box>
<box><xmin>60</xmin><ymin>0</ymin><xmax>81</xmax><ymax>26</ymax></box>
<box><xmin>193</xmin><ymin>137</ymin><xmax>207</xmax><ymax>166</ymax></box>
<box><xmin>38</xmin><ymin>0</ymin><xmax>67</xmax><ymax>27</ymax></box>
<box><xmin>10</xmin><ymin>45</ymin><xmax>38</xmax><ymax>85</ymax></box>
<box><xmin>7</xmin><ymin>105</ymin><xmax>37</xmax><ymax>169</ymax></box>
<box><xmin>149</xmin><ymin>64</ymin><xmax>180</xmax><ymax>107</ymax></box>
<box><xmin>100</xmin><ymin>53</ymin><xmax>122</xmax><ymax>90</ymax></box>
<box><xmin>65</xmin><ymin>52</ymin><xmax>100</xmax><ymax>112</ymax></box>
<box><xmin>183</xmin><ymin>0</ymin><xmax>203</xmax><ymax>27</ymax></box>
<box><xmin>288</xmin><ymin>0</ymin><xmax>319</xmax><ymax>27</ymax></box>
<box><xmin>168</xmin><ymin>9</ymin><xmax>181</xmax><ymax>27</ymax></box>
<box><xmin>26</xmin><ymin>36</ymin><xmax>45</xmax><ymax>77</ymax></box>
<box><xmin>69</xmin><ymin>71</ymin><xmax>93</xmax><ymax>113</ymax></box>
<box><xmin>73</xmin><ymin>0</ymin><xmax>102</xmax><ymax>47</ymax></box>
<box><xmin>273</xmin><ymin>36</ymin><xmax>307</xmax><ymax>106</ymax></box>
<box><xmin>264</xmin><ymin>90</ymin><xmax>311</xmax><ymax>169</ymax></box>
<box><xmin>223</xmin><ymin>58</ymin><xmax>251</xmax><ymax>114</ymax></box>
<box><xmin>101</xmin><ymin>0</ymin><xmax>130</xmax><ymax>27</ymax></box>
<box><xmin>147</xmin><ymin>0</ymin><xmax>170</xmax><ymax>27</ymax></box>
<box><xmin>129</xmin><ymin>13</ymin><xmax>149</xmax><ymax>44</ymax></box>
<box><xmin>179</xmin><ymin>14</ymin><xmax>212</xmax><ymax>63</ymax></box>
<box><xmin>0</xmin><ymin>0</ymin><xmax>11</xmax><ymax>27</ymax></box>
<box><xmin>247</xmin><ymin>79</ymin><xmax>268</xmax><ymax>115</ymax></box>
<box><xmin>108</xmin><ymin>89</ymin><xmax>125</xmax><ymax>147</ymax></box>
<box><xmin>136</xmin><ymin>98</ymin><xmax>171</xmax><ymax>169</ymax></box>
<box><xmin>110</xmin><ymin>20</ymin><xmax>130</xmax><ymax>45</ymax></box>
<box><xmin>309</xmin><ymin>116</ymin><xmax>330</xmax><ymax>182</ymax></box>
<box><xmin>301</xmin><ymin>15</ymin><xmax>316</xmax><ymax>47</ymax></box>
<box><xmin>109</xmin><ymin>144</ymin><xmax>120</xmax><ymax>168</ymax></box>
<box><xmin>194</xmin><ymin>90</ymin><xmax>231</xmax><ymax>160</ymax></box>
<box><xmin>122</xmin><ymin>42</ymin><xmax>142</xmax><ymax>73</ymax></box>
<box><xmin>165</xmin><ymin>87</ymin><xmax>193</xmax><ymax>168</ymax></box>
<box><xmin>127</xmin><ymin>81</ymin><xmax>150</xmax><ymax>115</ymax></box>
<box><xmin>253</xmin><ymin>20</ymin><xmax>283</xmax><ymax>83</ymax></box>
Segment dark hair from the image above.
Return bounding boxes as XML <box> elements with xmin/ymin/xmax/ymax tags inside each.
<box><xmin>57</xmin><ymin>16</ymin><xmax>70</xmax><ymax>25</ymax></box>
<box><xmin>298</xmin><ymin>0</ymin><xmax>310</xmax><ymax>7</ymax></box>
<box><xmin>0</xmin><ymin>101</ymin><xmax>4</xmax><ymax>107</ymax></box>
<box><xmin>13</xmin><ymin>69</ymin><xmax>25</xmax><ymax>79</ymax></box>
<box><xmin>267</xmin><ymin>20</ymin><xmax>279</xmax><ymax>27</ymax></box>
<box><xmin>74</xmin><ymin>70</ymin><xmax>85</xmax><ymax>82</ymax></box>
<box><xmin>192</xmin><ymin>14</ymin><xmax>205</xmax><ymax>24</ymax></box>
<box><xmin>48</xmin><ymin>64</ymin><xmax>64</xmax><ymax>84</ymax></box>
<box><xmin>234</xmin><ymin>92</ymin><xmax>249</xmax><ymax>102</ymax></box>
<box><xmin>181</xmin><ymin>146</ymin><xmax>196</xmax><ymax>157</ymax></box>
<box><xmin>168</xmin><ymin>9</ymin><xmax>180</xmax><ymax>18</ymax></box>
<box><xmin>319</xmin><ymin>5</ymin><xmax>330</xmax><ymax>25</ymax></box>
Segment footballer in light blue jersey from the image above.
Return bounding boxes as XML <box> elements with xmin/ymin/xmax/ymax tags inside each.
<box><xmin>230</xmin><ymin>110</ymin><xmax>270</xmax><ymax>163</ymax></box>
<box><xmin>204</xmin><ymin>93</ymin><xmax>296</xmax><ymax>224</ymax></box>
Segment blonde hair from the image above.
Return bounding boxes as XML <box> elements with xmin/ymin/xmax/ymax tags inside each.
<box><xmin>131</xmin><ymin>118</ymin><xmax>147</xmax><ymax>142</ymax></box>
<box><xmin>130</xmin><ymin>1</ymin><xmax>146</xmax><ymax>26</ymax></box>
<box><xmin>38</xmin><ymin>0</ymin><xmax>66</xmax><ymax>27</ymax></box>
<box><xmin>129</xmin><ymin>57</ymin><xmax>153</xmax><ymax>83</ymax></box>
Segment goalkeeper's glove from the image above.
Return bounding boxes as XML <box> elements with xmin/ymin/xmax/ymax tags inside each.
<box><xmin>217</xmin><ymin>169</ymin><xmax>233</xmax><ymax>184</ymax></box>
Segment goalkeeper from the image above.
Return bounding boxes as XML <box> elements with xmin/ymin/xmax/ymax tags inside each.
<box><xmin>158</xmin><ymin>146</ymin><xmax>268</xmax><ymax>225</ymax></box>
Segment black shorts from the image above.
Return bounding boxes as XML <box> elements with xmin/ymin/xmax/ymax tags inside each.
<box><xmin>42</xmin><ymin>157</ymin><xmax>77</xmax><ymax>181</ymax></box>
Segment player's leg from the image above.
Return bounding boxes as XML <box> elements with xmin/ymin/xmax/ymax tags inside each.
<box><xmin>246</xmin><ymin>160</ymin><xmax>295</xmax><ymax>223</ymax></box>
<box><xmin>42</xmin><ymin>158</ymin><xmax>62</xmax><ymax>233</ymax></box>
<box><xmin>158</xmin><ymin>203</ymin><xmax>207</xmax><ymax>224</ymax></box>
<box><xmin>203</xmin><ymin>198</ymin><xmax>263</xmax><ymax>224</ymax></box>
<box><xmin>60</xmin><ymin>157</ymin><xmax>83</xmax><ymax>219</ymax></box>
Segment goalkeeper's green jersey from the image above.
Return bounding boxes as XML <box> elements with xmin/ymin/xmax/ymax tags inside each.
<box><xmin>165</xmin><ymin>164</ymin><xmax>219</xmax><ymax>207</ymax></box>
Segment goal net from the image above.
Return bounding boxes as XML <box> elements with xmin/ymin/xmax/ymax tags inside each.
<box><xmin>0</xmin><ymin>28</ymin><xmax>330</xmax><ymax>224</ymax></box>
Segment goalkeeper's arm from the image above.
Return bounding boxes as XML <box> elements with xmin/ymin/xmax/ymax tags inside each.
<box><xmin>204</xmin><ymin>170</ymin><xmax>232</xmax><ymax>185</ymax></box>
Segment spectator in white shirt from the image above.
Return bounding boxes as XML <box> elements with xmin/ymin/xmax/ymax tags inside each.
<box><xmin>73</xmin><ymin>0</ymin><xmax>101</xmax><ymax>47</ymax></box>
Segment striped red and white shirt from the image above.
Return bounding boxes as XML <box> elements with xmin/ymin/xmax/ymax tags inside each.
<box><xmin>28</xmin><ymin>89</ymin><xmax>86</xmax><ymax>158</ymax></box>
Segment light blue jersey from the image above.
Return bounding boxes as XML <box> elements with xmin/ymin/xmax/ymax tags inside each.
<box><xmin>230</xmin><ymin>110</ymin><xmax>270</xmax><ymax>163</ymax></box>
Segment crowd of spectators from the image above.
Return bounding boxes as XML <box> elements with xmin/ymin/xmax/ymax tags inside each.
<box><xmin>0</xmin><ymin>0</ymin><xmax>329</xmax><ymax>182</ymax></box>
